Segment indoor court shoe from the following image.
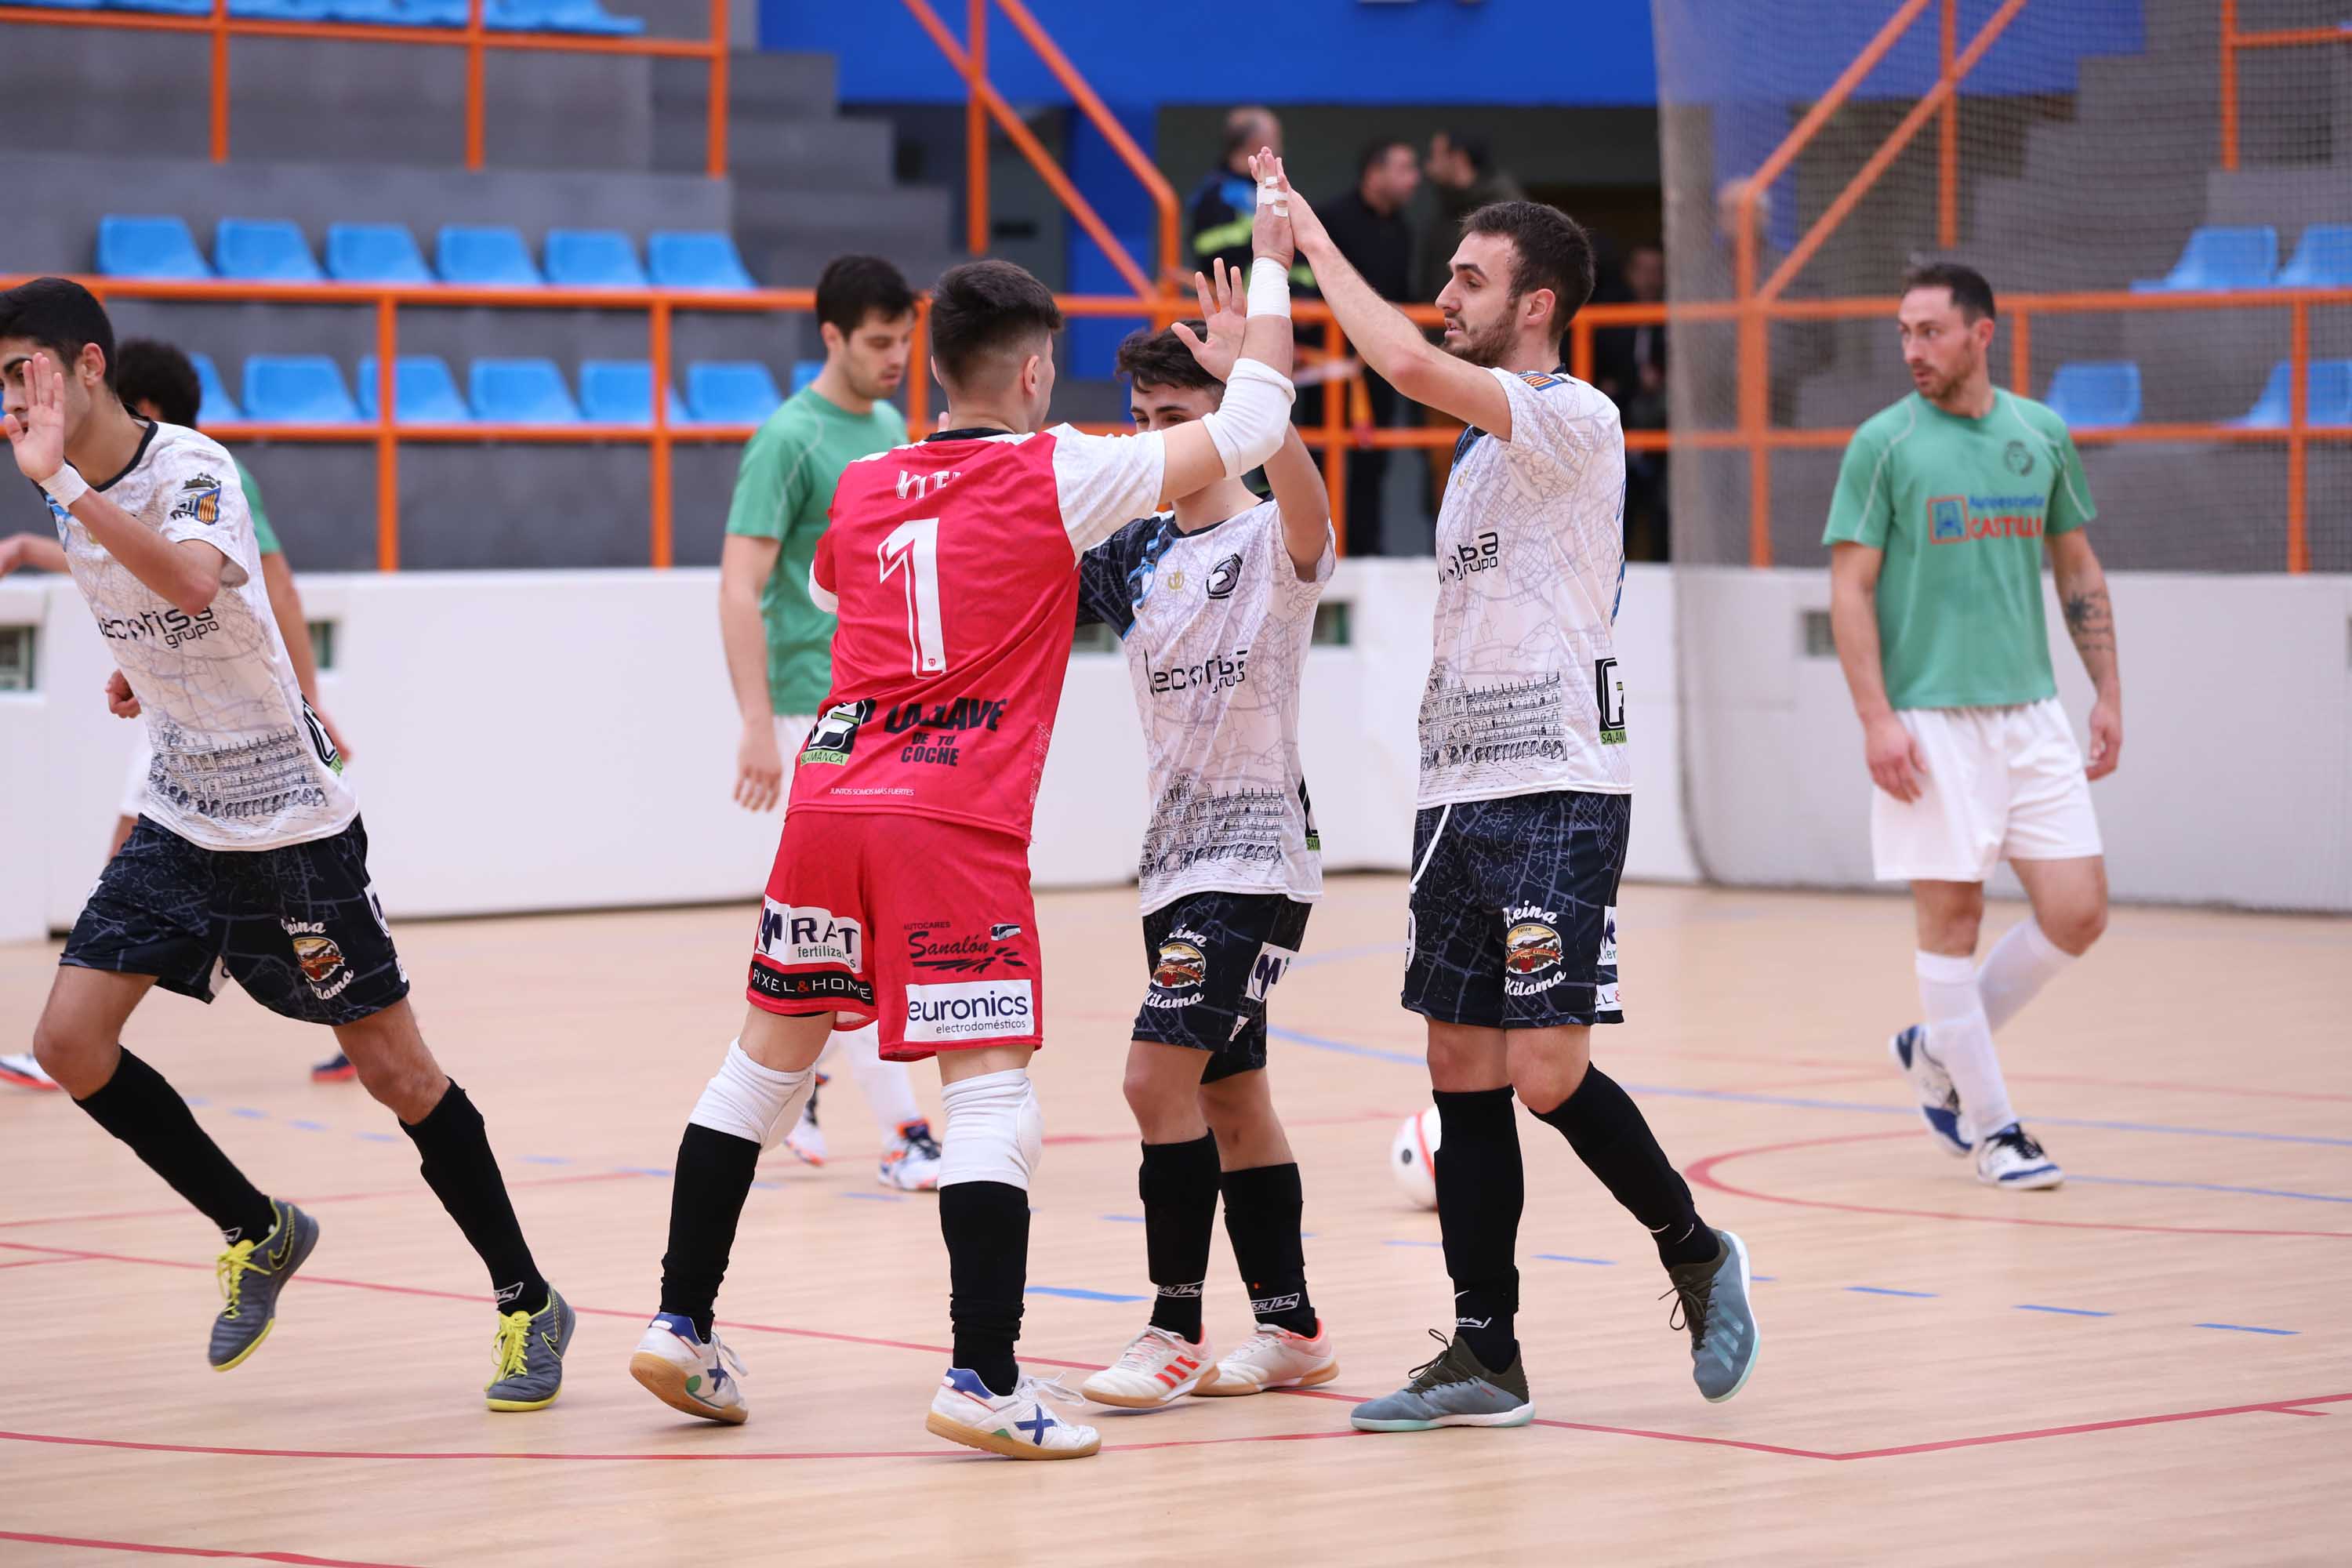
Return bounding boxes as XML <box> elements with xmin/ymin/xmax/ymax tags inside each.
<box><xmin>1079</xmin><ymin>1324</ymin><xmax>1218</xmax><ymax>1407</ymax></box>
<box><xmin>926</xmin><ymin>1368</ymin><xmax>1102</xmax><ymax>1459</ymax></box>
<box><xmin>1889</xmin><ymin>1025</ymin><xmax>1969</xmax><ymax>1156</ymax></box>
<box><xmin>1194</xmin><ymin>1319</ymin><xmax>1338</xmax><ymax>1397</ymax></box>
<box><xmin>878</xmin><ymin>1119</ymin><xmax>945</xmax><ymax>1192</ymax></box>
<box><xmin>209</xmin><ymin>1200</ymin><xmax>319</xmax><ymax>1371</ymax></box>
<box><xmin>1349</xmin><ymin>1330</ymin><xmax>1532</xmax><ymax>1432</ymax></box>
<box><xmin>1976</xmin><ymin>1124</ymin><xmax>2063</xmax><ymax>1190</ymax></box>
<box><xmin>784</xmin><ymin>1080</ymin><xmax>826</xmax><ymax>1166</ymax></box>
<box><xmin>0</xmin><ymin>1051</ymin><xmax>59</xmax><ymax>1090</ymax></box>
<box><xmin>310</xmin><ymin>1051</ymin><xmax>357</xmax><ymax>1083</ymax></box>
<box><xmin>1664</xmin><ymin>1228</ymin><xmax>1760</xmax><ymax>1403</ymax></box>
<box><xmin>630</xmin><ymin>1312</ymin><xmax>750</xmax><ymax>1425</ymax></box>
<box><xmin>485</xmin><ymin>1287</ymin><xmax>575</xmax><ymax>1411</ymax></box>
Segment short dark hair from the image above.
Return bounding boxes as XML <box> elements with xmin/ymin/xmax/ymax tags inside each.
<box><xmin>1115</xmin><ymin>323</ymin><xmax>1219</xmax><ymax>396</ymax></box>
<box><xmin>1460</xmin><ymin>201</ymin><xmax>1596</xmax><ymax>344</ymax></box>
<box><xmin>0</xmin><ymin>276</ymin><xmax>118</xmax><ymax>390</ymax></box>
<box><xmin>1358</xmin><ymin>139</ymin><xmax>1414</xmax><ymax>179</ymax></box>
<box><xmin>815</xmin><ymin>254</ymin><xmax>916</xmax><ymax>336</ymax></box>
<box><xmin>1902</xmin><ymin>260</ymin><xmax>1997</xmax><ymax>322</ymax></box>
<box><xmin>115</xmin><ymin>338</ymin><xmax>204</xmax><ymax>427</ymax></box>
<box><xmin>927</xmin><ymin>260</ymin><xmax>1063</xmax><ymax>389</ymax></box>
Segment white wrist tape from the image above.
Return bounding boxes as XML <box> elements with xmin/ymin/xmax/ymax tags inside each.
<box><xmin>39</xmin><ymin>466</ymin><xmax>89</xmax><ymax>510</ymax></box>
<box><xmin>1247</xmin><ymin>256</ymin><xmax>1291</xmax><ymax>320</ymax></box>
<box><xmin>1257</xmin><ymin>175</ymin><xmax>1288</xmax><ymax>217</ymax></box>
<box><xmin>1201</xmin><ymin>357</ymin><xmax>1297</xmax><ymax>479</ymax></box>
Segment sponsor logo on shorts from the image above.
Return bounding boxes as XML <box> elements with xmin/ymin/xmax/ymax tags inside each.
<box><xmin>757</xmin><ymin>900</ymin><xmax>863</xmax><ymax>970</ymax></box>
<box><xmin>990</xmin><ymin>923</ymin><xmax>1022</xmax><ymax>941</ymax></box>
<box><xmin>1595</xmin><ymin>980</ymin><xmax>1621</xmax><ymax>1014</ymax></box>
<box><xmin>1502</xmin><ymin>905</ymin><xmax>1566</xmax><ymax>999</ymax></box>
<box><xmin>905</xmin><ymin>920</ymin><xmax>1029</xmax><ymax>975</ymax></box>
<box><xmin>1244</xmin><ymin>941</ymin><xmax>1298</xmax><ymax>1004</ymax></box>
<box><xmin>750</xmin><ymin>962</ymin><xmax>876</xmax><ymax>1007</ymax></box>
<box><xmin>800</xmin><ymin>699</ymin><xmax>873</xmax><ymax>767</ymax></box>
<box><xmin>281</xmin><ymin>919</ymin><xmax>354</xmax><ymax>1000</ymax></box>
<box><xmin>903</xmin><ymin>979</ymin><xmax>1034</xmax><ymax>1043</ymax></box>
<box><xmin>1146</xmin><ymin>930</ymin><xmax>1210</xmax><ymax>1010</ymax></box>
<box><xmin>1205</xmin><ymin>552</ymin><xmax>1243</xmax><ymax>601</ymax></box>
<box><xmin>1599</xmin><ymin>905</ymin><xmax>1619</xmax><ymax>967</ymax></box>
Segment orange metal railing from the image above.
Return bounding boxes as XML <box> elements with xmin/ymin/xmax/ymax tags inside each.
<box><xmin>2220</xmin><ymin>0</ymin><xmax>2352</xmax><ymax>172</ymax></box>
<box><xmin>0</xmin><ymin>0</ymin><xmax>731</xmax><ymax>176</ymax></box>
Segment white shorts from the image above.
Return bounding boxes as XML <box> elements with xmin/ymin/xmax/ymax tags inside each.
<box><xmin>122</xmin><ymin>734</ymin><xmax>154</xmax><ymax>819</ymax></box>
<box><xmin>1871</xmin><ymin>699</ymin><xmax>2103</xmax><ymax>884</ymax></box>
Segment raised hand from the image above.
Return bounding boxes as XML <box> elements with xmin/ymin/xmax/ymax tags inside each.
<box><xmin>1246</xmin><ymin>148</ymin><xmax>1295</xmax><ymax>268</ymax></box>
<box><xmin>4</xmin><ymin>351</ymin><xmax>69</xmax><ymax>486</ymax></box>
<box><xmin>1171</xmin><ymin>259</ymin><xmax>1247</xmax><ymax>383</ymax></box>
<box><xmin>1252</xmin><ymin>151</ymin><xmax>1327</xmax><ymax>256</ymax></box>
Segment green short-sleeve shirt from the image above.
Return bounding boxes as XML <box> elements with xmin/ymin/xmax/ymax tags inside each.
<box><xmin>234</xmin><ymin>458</ymin><xmax>279</xmax><ymax>555</ymax></box>
<box><xmin>1822</xmin><ymin>390</ymin><xmax>2095</xmax><ymax>710</ymax></box>
<box><xmin>724</xmin><ymin>387</ymin><xmax>908</xmax><ymax>716</ymax></box>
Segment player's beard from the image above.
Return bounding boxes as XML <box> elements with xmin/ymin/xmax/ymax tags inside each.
<box><xmin>1442</xmin><ymin>309</ymin><xmax>1517</xmax><ymax>369</ymax></box>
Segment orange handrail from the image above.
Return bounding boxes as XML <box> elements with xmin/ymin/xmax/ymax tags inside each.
<box><xmin>0</xmin><ymin>0</ymin><xmax>731</xmax><ymax>177</ymax></box>
<box><xmin>2220</xmin><ymin>0</ymin><xmax>2352</xmax><ymax>171</ymax></box>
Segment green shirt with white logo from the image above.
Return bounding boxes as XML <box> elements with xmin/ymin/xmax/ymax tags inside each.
<box><xmin>1823</xmin><ymin>390</ymin><xmax>2095</xmax><ymax>710</ymax></box>
<box><xmin>723</xmin><ymin>387</ymin><xmax>907</xmax><ymax>716</ymax></box>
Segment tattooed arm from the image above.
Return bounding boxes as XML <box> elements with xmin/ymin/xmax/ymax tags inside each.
<box><xmin>2048</xmin><ymin>528</ymin><xmax>2122</xmax><ymax>779</ymax></box>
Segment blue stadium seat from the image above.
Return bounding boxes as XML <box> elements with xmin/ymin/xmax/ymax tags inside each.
<box><xmin>97</xmin><ymin>216</ymin><xmax>211</xmax><ymax>280</ymax></box>
<box><xmin>469</xmin><ymin>359</ymin><xmax>583</xmax><ymax>424</ymax></box>
<box><xmin>648</xmin><ymin>231</ymin><xmax>756</xmax><ymax>291</ymax></box>
<box><xmin>2278</xmin><ymin>223</ymin><xmax>2352</xmax><ymax>289</ymax></box>
<box><xmin>2231</xmin><ymin>360</ymin><xmax>2352</xmax><ymax>429</ymax></box>
<box><xmin>213</xmin><ymin>219</ymin><xmax>323</xmax><ymax>283</ymax></box>
<box><xmin>685</xmin><ymin>361</ymin><xmax>785</xmax><ymax>424</ymax></box>
<box><xmin>2042</xmin><ymin>361</ymin><xmax>2142</xmax><ymax>428</ymax></box>
<box><xmin>326</xmin><ymin>223</ymin><xmax>435</xmax><ymax>285</ymax></box>
<box><xmin>190</xmin><ymin>353</ymin><xmax>243</xmax><ymax>424</ymax></box>
<box><xmin>435</xmin><ymin>226</ymin><xmax>544</xmax><ymax>288</ymax></box>
<box><xmin>790</xmin><ymin>359</ymin><xmax>823</xmax><ymax>394</ymax></box>
<box><xmin>2130</xmin><ymin>225</ymin><xmax>2278</xmax><ymax>292</ymax></box>
<box><xmin>242</xmin><ymin>357</ymin><xmax>362</xmax><ymax>424</ymax></box>
<box><xmin>486</xmin><ymin>0</ymin><xmax>644</xmax><ymax>32</ymax></box>
<box><xmin>355</xmin><ymin>357</ymin><xmax>472</xmax><ymax>424</ymax></box>
<box><xmin>578</xmin><ymin>361</ymin><xmax>692</xmax><ymax>426</ymax></box>
<box><xmin>229</xmin><ymin>0</ymin><xmax>334</xmax><ymax>17</ymax></box>
<box><xmin>14</xmin><ymin>0</ymin><xmax>103</xmax><ymax>9</ymax></box>
<box><xmin>108</xmin><ymin>0</ymin><xmax>214</xmax><ymax>13</ymax></box>
<box><xmin>328</xmin><ymin>0</ymin><xmax>410</xmax><ymax>18</ymax></box>
<box><xmin>544</xmin><ymin>230</ymin><xmax>648</xmax><ymax>289</ymax></box>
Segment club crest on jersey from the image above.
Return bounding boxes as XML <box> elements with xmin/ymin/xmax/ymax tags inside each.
<box><xmin>1517</xmin><ymin>370</ymin><xmax>1565</xmax><ymax>390</ymax></box>
<box><xmin>1146</xmin><ymin>931</ymin><xmax>1209</xmax><ymax>1008</ymax></box>
<box><xmin>1502</xmin><ymin>906</ymin><xmax>1566</xmax><ymax>997</ymax></box>
<box><xmin>801</xmin><ymin>699</ymin><xmax>872</xmax><ymax>766</ymax></box>
<box><xmin>1205</xmin><ymin>552</ymin><xmax>1243</xmax><ymax>600</ymax></box>
<box><xmin>171</xmin><ymin>475</ymin><xmax>224</xmax><ymax>526</ymax></box>
<box><xmin>282</xmin><ymin>920</ymin><xmax>354</xmax><ymax>999</ymax></box>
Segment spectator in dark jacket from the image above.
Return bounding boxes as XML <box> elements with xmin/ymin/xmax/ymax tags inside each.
<box><xmin>1188</xmin><ymin>106</ymin><xmax>1312</xmax><ymax>289</ymax></box>
<box><xmin>1320</xmin><ymin>140</ymin><xmax>1421</xmax><ymax>554</ymax></box>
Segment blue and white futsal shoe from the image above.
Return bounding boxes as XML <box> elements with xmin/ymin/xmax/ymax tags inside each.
<box><xmin>1975</xmin><ymin>1123</ymin><xmax>2064</xmax><ymax>1190</ymax></box>
<box><xmin>927</xmin><ymin>1368</ymin><xmax>1101</xmax><ymax>1459</ymax></box>
<box><xmin>630</xmin><ymin>1312</ymin><xmax>750</xmax><ymax>1424</ymax></box>
<box><xmin>1889</xmin><ymin>1025</ymin><xmax>1972</xmax><ymax>1156</ymax></box>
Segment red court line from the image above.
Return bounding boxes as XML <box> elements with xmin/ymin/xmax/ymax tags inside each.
<box><xmin>0</xmin><ymin>1170</ymin><xmax>651</xmax><ymax>1233</ymax></box>
<box><xmin>1685</xmin><ymin>1131</ymin><xmax>2352</xmax><ymax>1240</ymax></box>
<box><xmin>0</xmin><ymin>1255</ymin><xmax>93</xmax><ymax>1270</ymax></box>
<box><xmin>1829</xmin><ymin>1391</ymin><xmax>2352</xmax><ymax>1460</ymax></box>
<box><xmin>0</xmin><ymin>1530</ymin><xmax>418</xmax><ymax>1567</ymax></box>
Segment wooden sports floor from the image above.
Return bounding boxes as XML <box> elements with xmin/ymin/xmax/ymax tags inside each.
<box><xmin>2</xmin><ymin>876</ymin><xmax>2347</xmax><ymax>1566</ymax></box>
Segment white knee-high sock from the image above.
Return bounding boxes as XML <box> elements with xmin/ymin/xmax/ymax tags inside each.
<box><xmin>1918</xmin><ymin>950</ymin><xmax>2015</xmax><ymax>1141</ymax></box>
<box><xmin>1976</xmin><ymin>918</ymin><xmax>2074</xmax><ymax>1035</ymax></box>
<box><xmin>836</xmin><ymin>1020</ymin><xmax>926</xmax><ymax>1136</ymax></box>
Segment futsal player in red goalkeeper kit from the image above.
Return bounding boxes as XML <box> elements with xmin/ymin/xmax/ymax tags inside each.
<box><xmin>630</xmin><ymin>154</ymin><xmax>1304</xmax><ymax>1460</ymax></box>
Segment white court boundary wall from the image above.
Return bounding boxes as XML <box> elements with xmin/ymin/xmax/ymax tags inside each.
<box><xmin>2</xmin><ymin>562</ymin><xmax>2343</xmax><ymax>944</ymax></box>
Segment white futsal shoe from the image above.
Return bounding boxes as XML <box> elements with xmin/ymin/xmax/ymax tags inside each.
<box><xmin>1079</xmin><ymin>1324</ymin><xmax>1218</xmax><ymax>1407</ymax></box>
<box><xmin>629</xmin><ymin>1312</ymin><xmax>750</xmax><ymax>1424</ymax></box>
<box><xmin>1193</xmin><ymin>1320</ymin><xmax>1339</xmax><ymax>1397</ymax></box>
<box><xmin>877</xmin><ymin>1120</ymin><xmax>944</xmax><ymax>1192</ymax></box>
<box><xmin>927</xmin><ymin>1368</ymin><xmax>1101</xmax><ymax>1459</ymax></box>
<box><xmin>1975</xmin><ymin>1123</ymin><xmax>2064</xmax><ymax>1190</ymax></box>
<box><xmin>0</xmin><ymin>1052</ymin><xmax>58</xmax><ymax>1091</ymax></box>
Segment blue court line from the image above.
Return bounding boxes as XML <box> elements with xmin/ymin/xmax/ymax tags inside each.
<box><xmin>1384</xmin><ymin>1239</ymin><xmax>1443</xmax><ymax>1248</ymax></box>
<box><xmin>2067</xmin><ymin>1174</ymin><xmax>2352</xmax><ymax>1205</ymax></box>
<box><xmin>230</xmin><ymin>1107</ymin><xmax>267</xmax><ymax>1119</ymax></box>
<box><xmin>1751</xmin><ymin>1275</ymin><xmax>1777</xmax><ymax>1282</ymax></box>
<box><xmin>2194</xmin><ymin>1323</ymin><xmax>2298</xmax><ymax>1336</ymax></box>
<box><xmin>352</xmin><ymin>1131</ymin><xmax>398</xmax><ymax>1143</ymax></box>
<box><xmin>1847</xmin><ymin>1286</ymin><xmax>1938</xmax><ymax>1298</ymax></box>
<box><xmin>1264</xmin><ymin>1027</ymin><xmax>2352</xmax><ymax>1148</ymax></box>
<box><xmin>521</xmin><ymin>1155</ymin><xmax>573</xmax><ymax>1166</ymax></box>
<box><xmin>2015</xmin><ymin>1304</ymin><xmax>2113</xmax><ymax>1317</ymax></box>
<box><xmin>1100</xmin><ymin>1214</ymin><xmax>1146</xmax><ymax>1224</ymax></box>
<box><xmin>1029</xmin><ymin>1286</ymin><xmax>1147</xmax><ymax>1303</ymax></box>
<box><xmin>182</xmin><ymin>1096</ymin><xmax>209</xmax><ymax>1107</ymax></box>
<box><xmin>617</xmin><ymin>1166</ymin><xmax>673</xmax><ymax>1178</ymax></box>
<box><xmin>839</xmin><ymin>1192</ymin><xmax>903</xmax><ymax>1203</ymax></box>
<box><xmin>1534</xmin><ymin>1254</ymin><xmax>1616</xmax><ymax>1266</ymax></box>
<box><xmin>285</xmin><ymin>1120</ymin><xmax>328</xmax><ymax>1131</ymax></box>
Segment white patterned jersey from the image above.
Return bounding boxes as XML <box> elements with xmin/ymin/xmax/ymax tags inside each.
<box><xmin>1419</xmin><ymin>366</ymin><xmax>1631</xmax><ymax>807</ymax></box>
<box><xmin>45</xmin><ymin>422</ymin><xmax>355</xmax><ymax>850</ymax></box>
<box><xmin>1078</xmin><ymin>499</ymin><xmax>1334</xmax><ymax>913</ymax></box>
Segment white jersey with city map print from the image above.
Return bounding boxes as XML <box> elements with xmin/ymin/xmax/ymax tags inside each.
<box><xmin>45</xmin><ymin>421</ymin><xmax>356</xmax><ymax>850</ymax></box>
<box><xmin>1077</xmin><ymin>498</ymin><xmax>1334</xmax><ymax>913</ymax></box>
<box><xmin>1420</xmin><ymin>365</ymin><xmax>1632</xmax><ymax>807</ymax></box>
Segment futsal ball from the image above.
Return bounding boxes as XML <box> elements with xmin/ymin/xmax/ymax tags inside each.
<box><xmin>1389</xmin><ymin>1106</ymin><xmax>1442</xmax><ymax>1210</ymax></box>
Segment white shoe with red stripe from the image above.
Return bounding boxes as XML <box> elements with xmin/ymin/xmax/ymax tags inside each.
<box><xmin>1078</xmin><ymin>1325</ymin><xmax>1218</xmax><ymax>1408</ymax></box>
<box><xmin>1193</xmin><ymin>1319</ymin><xmax>1339</xmax><ymax>1397</ymax></box>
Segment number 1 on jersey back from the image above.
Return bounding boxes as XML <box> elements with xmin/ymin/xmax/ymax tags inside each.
<box><xmin>880</xmin><ymin>517</ymin><xmax>947</xmax><ymax>674</ymax></box>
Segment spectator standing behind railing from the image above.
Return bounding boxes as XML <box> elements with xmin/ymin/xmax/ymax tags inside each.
<box><xmin>1415</xmin><ymin>133</ymin><xmax>1526</xmax><ymax>307</ymax></box>
<box><xmin>1319</xmin><ymin>140</ymin><xmax>1421</xmax><ymax>556</ymax></box>
<box><xmin>1189</xmin><ymin>107</ymin><xmax>1316</xmax><ymax>291</ymax></box>
<box><xmin>1595</xmin><ymin>243</ymin><xmax>1668</xmax><ymax>559</ymax></box>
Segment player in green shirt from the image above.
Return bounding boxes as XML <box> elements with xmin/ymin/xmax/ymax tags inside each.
<box><xmin>1824</xmin><ymin>262</ymin><xmax>2124</xmax><ymax>1192</ymax></box>
<box><xmin>716</xmin><ymin>254</ymin><xmax>943</xmax><ymax>1190</ymax></box>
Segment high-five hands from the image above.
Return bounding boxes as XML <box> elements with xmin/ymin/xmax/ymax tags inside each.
<box><xmin>1172</xmin><ymin>259</ymin><xmax>1249</xmax><ymax>383</ymax></box>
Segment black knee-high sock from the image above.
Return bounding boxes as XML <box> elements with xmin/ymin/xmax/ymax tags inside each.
<box><xmin>659</xmin><ymin>1122</ymin><xmax>762</xmax><ymax>1339</ymax></box>
<box><xmin>1531</xmin><ymin>1067</ymin><xmax>1715</xmax><ymax>1268</ymax></box>
<box><xmin>75</xmin><ymin>1047</ymin><xmax>275</xmax><ymax>1244</ymax></box>
<box><xmin>1139</xmin><ymin>1134</ymin><xmax>1219</xmax><ymax>1341</ymax></box>
<box><xmin>939</xmin><ymin>1180</ymin><xmax>1028</xmax><ymax>1396</ymax></box>
<box><xmin>1432</xmin><ymin>1087</ymin><xmax>1522</xmax><ymax>1371</ymax></box>
<box><xmin>1218</xmin><ymin>1161</ymin><xmax>1316</xmax><ymax>1335</ymax></box>
<box><xmin>400</xmin><ymin>1082</ymin><xmax>550</xmax><ymax>1312</ymax></box>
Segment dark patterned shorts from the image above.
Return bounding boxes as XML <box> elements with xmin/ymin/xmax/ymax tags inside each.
<box><xmin>1133</xmin><ymin>891</ymin><xmax>1312</xmax><ymax>1082</ymax></box>
<box><xmin>1402</xmin><ymin>790</ymin><xmax>1628</xmax><ymax>1030</ymax></box>
<box><xmin>61</xmin><ymin>815</ymin><xmax>409</xmax><ymax>1027</ymax></box>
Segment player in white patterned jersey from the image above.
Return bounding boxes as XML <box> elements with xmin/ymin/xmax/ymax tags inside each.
<box><xmin>1267</xmin><ymin>162</ymin><xmax>1761</xmax><ymax>1425</ymax></box>
<box><xmin>1071</xmin><ymin>270</ymin><xmax>1340</xmax><ymax>1407</ymax></box>
<box><xmin>4</xmin><ymin>278</ymin><xmax>572</xmax><ymax>1409</ymax></box>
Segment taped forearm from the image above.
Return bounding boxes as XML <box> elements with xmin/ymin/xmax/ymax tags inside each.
<box><xmin>1202</xmin><ymin>358</ymin><xmax>1298</xmax><ymax>478</ymax></box>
